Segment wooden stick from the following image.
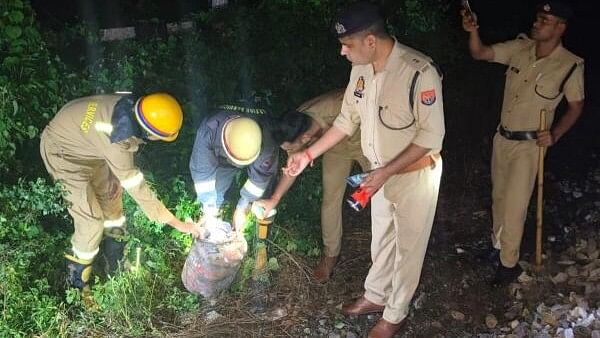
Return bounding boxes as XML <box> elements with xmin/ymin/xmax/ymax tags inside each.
<box><xmin>536</xmin><ymin>109</ymin><xmax>547</xmax><ymax>268</ymax></box>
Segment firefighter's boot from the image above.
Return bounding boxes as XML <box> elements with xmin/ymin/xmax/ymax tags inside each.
<box><xmin>101</xmin><ymin>226</ymin><xmax>126</xmax><ymax>276</ymax></box>
<box><xmin>65</xmin><ymin>252</ymin><xmax>93</xmax><ymax>290</ymax></box>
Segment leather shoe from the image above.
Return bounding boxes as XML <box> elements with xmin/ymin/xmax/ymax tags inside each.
<box><xmin>342</xmin><ymin>296</ymin><xmax>384</xmax><ymax>316</ymax></box>
<box><xmin>313</xmin><ymin>255</ymin><xmax>337</xmax><ymax>283</ymax></box>
<box><xmin>491</xmin><ymin>263</ymin><xmax>522</xmax><ymax>287</ymax></box>
<box><xmin>368</xmin><ymin>318</ymin><xmax>406</xmax><ymax>338</ymax></box>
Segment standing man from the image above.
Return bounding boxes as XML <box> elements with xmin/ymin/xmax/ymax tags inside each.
<box><xmin>40</xmin><ymin>93</ymin><xmax>201</xmax><ymax>293</ymax></box>
<box><xmin>190</xmin><ymin>105</ymin><xmax>279</xmax><ymax>232</ymax></box>
<box><xmin>255</xmin><ymin>89</ymin><xmax>370</xmax><ymax>283</ymax></box>
<box><xmin>461</xmin><ymin>1</ymin><xmax>585</xmax><ymax>285</ymax></box>
<box><xmin>286</xmin><ymin>2</ymin><xmax>444</xmax><ymax>336</ymax></box>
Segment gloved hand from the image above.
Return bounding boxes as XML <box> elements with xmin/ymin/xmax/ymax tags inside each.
<box><xmin>232</xmin><ymin>206</ymin><xmax>249</xmax><ymax>233</ymax></box>
<box><xmin>253</xmin><ymin>198</ymin><xmax>279</xmax><ymax>220</ymax></box>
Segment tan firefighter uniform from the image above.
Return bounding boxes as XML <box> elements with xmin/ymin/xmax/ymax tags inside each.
<box><xmin>334</xmin><ymin>41</ymin><xmax>445</xmax><ymax>324</ymax></box>
<box><xmin>40</xmin><ymin>94</ymin><xmax>175</xmax><ymax>260</ymax></box>
<box><xmin>489</xmin><ymin>35</ymin><xmax>584</xmax><ymax>268</ymax></box>
<box><xmin>297</xmin><ymin>89</ymin><xmax>370</xmax><ymax>257</ymax></box>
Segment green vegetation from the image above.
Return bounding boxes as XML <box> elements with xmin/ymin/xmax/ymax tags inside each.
<box><xmin>0</xmin><ymin>0</ymin><xmax>458</xmax><ymax>336</ymax></box>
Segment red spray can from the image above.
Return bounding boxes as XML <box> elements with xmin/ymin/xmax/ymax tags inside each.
<box><xmin>345</xmin><ymin>172</ymin><xmax>372</xmax><ymax>211</ymax></box>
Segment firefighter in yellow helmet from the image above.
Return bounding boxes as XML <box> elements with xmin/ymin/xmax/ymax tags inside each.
<box><xmin>190</xmin><ymin>104</ymin><xmax>285</xmax><ymax>232</ymax></box>
<box><xmin>40</xmin><ymin>92</ymin><xmax>201</xmax><ymax>292</ymax></box>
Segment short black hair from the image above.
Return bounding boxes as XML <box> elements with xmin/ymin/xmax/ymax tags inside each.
<box><xmin>270</xmin><ymin>110</ymin><xmax>312</xmax><ymax>145</ymax></box>
<box><xmin>354</xmin><ymin>21</ymin><xmax>388</xmax><ymax>39</ymax></box>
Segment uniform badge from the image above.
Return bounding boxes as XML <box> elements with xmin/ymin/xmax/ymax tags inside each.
<box><xmin>335</xmin><ymin>22</ymin><xmax>346</xmax><ymax>35</ymax></box>
<box><xmin>420</xmin><ymin>89</ymin><xmax>436</xmax><ymax>105</ymax></box>
<box><xmin>354</xmin><ymin>76</ymin><xmax>365</xmax><ymax>98</ymax></box>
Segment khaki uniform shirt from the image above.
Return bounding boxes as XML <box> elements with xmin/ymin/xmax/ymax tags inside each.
<box><xmin>334</xmin><ymin>40</ymin><xmax>445</xmax><ymax>171</ymax></box>
<box><xmin>297</xmin><ymin>89</ymin><xmax>362</xmax><ymax>157</ymax></box>
<box><xmin>44</xmin><ymin>94</ymin><xmax>173</xmax><ymax>223</ymax></box>
<box><xmin>491</xmin><ymin>35</ymin><xmax>585</xmax><ymax>130</ymax></box>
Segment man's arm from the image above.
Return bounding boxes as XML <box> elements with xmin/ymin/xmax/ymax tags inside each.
<box><xmin>461</xmin><ymin>9</ymin><xmax>494</xmax><ymax>61</ymax></box>
<box><xmin>360</xmin><ymin>144</ymin><xmax>430</xmax><ymax>195</ymax></box>
<box><xmin>284</xmin><ymin>126</ymin><xmax>347</xmax><ymax>176</ymax></box>
<box><xmin>254</xmin><ymin>172</ymin><xmax>298</xmax><ymax>216</ymax></box>
<box><xmin>537</xmin><ymin>100</ymin><xmax>584</xmax><ymax>146</ymax></box>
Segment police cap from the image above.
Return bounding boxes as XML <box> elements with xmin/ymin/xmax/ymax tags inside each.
<box><xmin>536</xmin><ymin>1</ymin><xmax>573</xmax><ymax>21</ymax></box>
<box><xmin>332</xmin><ymin>1</ymin><xmax>383</xmax><ymax>38</ymax></box>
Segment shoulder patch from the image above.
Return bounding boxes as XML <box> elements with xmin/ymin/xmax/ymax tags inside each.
<box><xmin>401</xmin><ymin>52</ymin><xmax>432</xmax><ymax>73</ymax></box>
<box><xmin>420</xmin><ymin>89</ymin><xmax>436</xmax><ymax>106</ymax></box>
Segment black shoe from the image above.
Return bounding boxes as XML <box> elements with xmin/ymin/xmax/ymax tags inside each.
<box><xmin>476</xmin><ymin>247</ymin><xmax>500</xmax><ymax>269</ymax></box>
<box><xmin>491</xmin><ymin>263</ymin><xmax>522</xmax><ymax>287</ymax></box>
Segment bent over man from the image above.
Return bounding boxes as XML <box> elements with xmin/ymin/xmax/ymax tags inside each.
<box><xmin>286</xmin><ymin>2</ymin><xmax>444</xmax><ymax>337</ymax></box>
<box><xmin>256</xmin><ymin>89</ymin><xmax>369</xmax><ymax>283</ymax></box>
<box><xmin>462</xmin><ymin>0</ymin><xmax>585</xmax><ymax>286</ymax></box>
<box><xmin>40</xmin><ymin>93</ymin><xmax>200</xmax><ymax>292</ymax></box>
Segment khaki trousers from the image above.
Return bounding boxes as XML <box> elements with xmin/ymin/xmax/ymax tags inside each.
<box><xmin>491</xmin><ymin>133</ymin><xmax>542</xmax><ymax>268</ymax></box>
<box><xmin>321</xmin><ymin>149</ymin><xmax>369</xmax><ymax>257</ymax></box>
<box><xmin>363</xmin><ymin>159</ymin><xmax>442</xmax><ymax>324</ymax></box>
<box><xmin>40</xmin><ymin>130</ymin><xmax>124</xmax><ymax>257</ymax></box>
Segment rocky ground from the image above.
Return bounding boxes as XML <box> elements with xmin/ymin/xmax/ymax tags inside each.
<box><xmin>172</xmin><ymin>108</ymin><xmax>600</xmax><ymax>337</ymax></box>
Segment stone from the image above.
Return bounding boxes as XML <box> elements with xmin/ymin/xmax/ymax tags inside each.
<box><xmin>451</xmin><ymin>310</ymin><xmax>466</xmax><ymax>321</ymax></box>
<box><xmin>485</xmin><ymin>314</ymin><xmax>498</xmax><ymax>329</ymax></box>
<box><xmin>551</xmin><ymin>272</ymin><xmax>569</xmax><ymax>284</ymax></box>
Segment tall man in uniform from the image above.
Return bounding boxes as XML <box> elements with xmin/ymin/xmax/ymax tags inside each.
<box><xmin>40</xmin><ymin>93</ymin><xmax>201</xmax><ymax>292</ymax></box>
<box><xmin>285</xmin><ymin>2</ymin><xmax>444</xmax><ymax>336</ymax></box>
<box><xmin>255</xmin><ymin>89</ymin><xmax>370</xmax><ymax>283</ymax></box>
<box><xmin>461</xmin><ymin>1</ymin><xmax>585</xmax><ymax>285</ymax></box>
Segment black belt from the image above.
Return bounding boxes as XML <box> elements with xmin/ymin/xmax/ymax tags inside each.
<box><xmin>498</xmin><ymin>126</ymin><xmax>537</xmax><ymax>141</ymax></box>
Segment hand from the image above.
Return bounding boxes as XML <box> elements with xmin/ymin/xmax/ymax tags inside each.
<box><xmin>232</xmin><ymin>207</ymin><xmax>249</xmax><ymax>233</ymax></box>
<box><xmin>283</xmin><ymin>151</ymin><xmax>310</xmax><ymax>176</ymax></box>
<box><xmin>253</xmin><ymin>198</ymin><xmax>279</xmax><ymax>219</ymax></box>
<box><xmin>181</xmin><ymin>221</ymin><xmax>204</xmax><ymax>239</ymax></box>
<box><xmin>460</xmin><ymin>9</ymin><xmax>479</xmax><ymax>32</ymax></box>
<box><xmin>360</xmin><ymin>167</ymin><xmax>391</xmax><ymax>195</ymax></box>
<box><xmin>536</xmin><ymin>130</ymin><xmax>555</xmax><ymax>147</ymax></box>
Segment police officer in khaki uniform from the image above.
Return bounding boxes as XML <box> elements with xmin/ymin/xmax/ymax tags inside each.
<box><xmin>285</xmin><ymin>3</ymin><xmax>444</xmax><ymax>336</ymax></box>
<box><xmin>254</xmin><ymin>89</ymin><xmax>369</xmax><ymax>283</ymax></box>
<box><xmin>462</xmin><ymin>0</ymin><xmax>585</xmax><ymax>285</ymax></box>
<box><xmin>40</xmin><ymin>93</ymin><xmax>200</xmax><ymax>292</ymax></box>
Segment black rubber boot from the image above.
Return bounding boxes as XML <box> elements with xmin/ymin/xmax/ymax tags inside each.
<box><xmin>101</xmin><ymin>226</ymin><xmax>126</xmax><ymax>276</ymax></box>
<box><xmin>64</xmin><ymin>252</ymin><xmax>93</xmax><ymax>290</ymax></box>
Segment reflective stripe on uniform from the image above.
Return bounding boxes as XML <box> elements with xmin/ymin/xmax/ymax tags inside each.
<box><xmin>243</xmin><ymin>180</ymin><xmax>265</xmax><ymax>197</ymax></box>
<box><xmin>94</xmin><ymin>122</ymin><xmax>114</xmax><ymax>135</ymax></box>
<box><xmin>194</xmin><ymin>180</ymin><xmax>216</xmax><ymax>194</ymax></box>
<box><xmin>121</xmin><ymin>172</ymin><xmax>144</xmax><ymax>189</ymax></box>
<box><xmin>103</xmin><ymin>215</ymin><xmax>126</xmax><ymax>228</ymax></box>
<box><xmin>72</xmin><ymin>246</ymin><xmax>99</xmax><ymax>261</ymax></box>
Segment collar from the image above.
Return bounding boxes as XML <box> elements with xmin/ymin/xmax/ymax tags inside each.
<box><xmin>381</xmin><ymin>39</ymin><xmax>405</xmax><ymax>73</ymax></box>
<box><xmin>530</xmin><ymin>41</ymin><xmax>565</xmax><ymax>62</ymax></box>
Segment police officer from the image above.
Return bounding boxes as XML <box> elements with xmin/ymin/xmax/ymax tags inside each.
<box><xmin>255</xmin><ymin>89</ymin><xmax>370</xmax><ymax>283</ymax></box>
<box><xmin>190</xmin><ymin>104</ymin><xmax>280</xmax><ymax>232</ymax></box>
<box><xmin>40</xmin><ymin>93</ymin><xmax>201</xmax><ymax>293</ymax></box>
<box><xmin>461</xmin><ymin>1</ymin><xmax>585</xmax><ymax>285</ymax></box>
<box><xmin>285</xmin><ymin>2</ymin><xmax>445</xmax><ymax>336</ymax></box>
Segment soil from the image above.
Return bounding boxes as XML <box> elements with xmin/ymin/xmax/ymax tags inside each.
<box><xmin>173</xmin><ymin>103</ymin><xmax>600</xmax><ymax>337</ymax></box>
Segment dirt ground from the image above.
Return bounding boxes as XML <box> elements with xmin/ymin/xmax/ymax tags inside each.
<box><xmin>171</xmin><ymin>105</ymin><xmax>600</xmax><ymax>337</ymax></box>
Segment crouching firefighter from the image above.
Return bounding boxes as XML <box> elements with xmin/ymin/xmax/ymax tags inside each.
<box><xmin>190</xmin><ymin>104</ymin><xmax>283</xmax><ymax>231</ymax></box>
<box><xmin>40</xmin><ymin>93</ymin><xmax>202</xmax><ymax>293</ymax></box>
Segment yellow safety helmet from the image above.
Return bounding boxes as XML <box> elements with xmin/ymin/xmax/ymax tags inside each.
<box><xmin>221</xmin><ymin>116</ymin><xmax>262</xmax><ymax>166</ymax></box>
<box><xmin>134</xmin><ymin>93</ymin><xmax>183</xmax><ymax>142</ymax></box>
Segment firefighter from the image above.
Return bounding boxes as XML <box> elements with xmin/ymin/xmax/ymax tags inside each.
<box><xmin>255</xmin><ymin>89</ymin><xmax>369</xmax><ymax>283</ymax></box>
<box><xmin>40</xmin><ymin>92</ymin><xmax>201</xmax><ymax>292</ymax></box>
<box><xmin>190</xmin><ymin>104</ymin><xmax>284</xmax><ymax>232</ymax></box>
